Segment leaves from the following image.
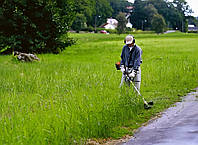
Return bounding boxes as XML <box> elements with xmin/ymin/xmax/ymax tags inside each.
<box><xmin>151</xmin><ymin>14</ymin><xmax>167</xmax><ymax>33</ymax></box>
<box><xmin>0</xmin><ymin>0</ymin><xmax>76</xmax><ymax>54</ymax></box>
<box><xmin>116</xmin><ymin>12</ymin><xmax>127</xmax><ymax>34</ymax></box>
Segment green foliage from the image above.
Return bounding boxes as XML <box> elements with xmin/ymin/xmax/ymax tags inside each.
<box><xmin>94</xmin><ymin>0</ymin><xmax>113</xmax><ymax>26</ymax></box>
<box><xmin>70</xmin><ymin>0</ymin><xmax>193</xmax><ymax>33</ymax></box>
<box><xmin>81</xmin><ymin>26</ymin><xmax>95</xmax><ymax>32</ymax></box>
<box><xmin>131</xmin><ymin>0</ymin><xmax>192</xmax><ymax>32</ymax></box>
<box><xmin>187</xmin><ymin>16</ymin><xmax>198</xmax><ymax>27</ymax></box>
<box><xmin>71</xmin><ymin>0</ymin><xmax>133</xmax><ymax>30</ymax></box>
<box><xmin>131</xmin><ymin>0</ymin><xmax>147</xmax><ymax>30</ymax></box>
<box><xmin>72</xmin><ymin>0</ymin><xmax>113</xmax><ymax>29</ymax></box>
<box><xmin>108</xmin><ymin>0</ymin><xmax>132</xmax><ymax>18</ymax></box>
<box><xmin>71</xmin><ymin>13</ymin><xmax>87</xmax><ymax>33</ymax></box>
<box><xmin>184</xmin><ymin>19</ymin><xmax>188</xmax><ymax>32</ymax></box>
<box><xmin>0</xmin><ymin>0</ymin><xmax>76</xmax><ymax>54</ymax></box>
<box><xmin>151</xmin><ymin>14</ymin><xmax>167</xmax><ymax>33</ymax></box>
<box><xmin>106</xmin><ymin>29</ymin><xmax>117</xmax><ymax>34</ymax></box>
<box><xmin>143</xmin><ymin>4</ymin><xmax>158</xmax><ymax>28</ymax></box>
<box><xmin>116</xmin><ymin>12</ymin><xmax>127</xmax><ymax>34</ymax></box>
<box><xmin>73</xmin><ymin>0</ymin><xmax>95</xmax><ymax>26</ymax></box>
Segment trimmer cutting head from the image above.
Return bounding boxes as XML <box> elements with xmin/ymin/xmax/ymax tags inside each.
<box><xmin>144</xmin><ymin>101</ymin><xmax>154</xmax><ymax>109</ymax></box>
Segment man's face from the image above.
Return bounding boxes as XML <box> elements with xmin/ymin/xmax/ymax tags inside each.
<box><xmin>127</xmin><ymin>43</ymin><xmax>134</xmax><ymax>47</ymax></box>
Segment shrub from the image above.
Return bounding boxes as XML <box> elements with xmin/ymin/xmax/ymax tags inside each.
<box><xmin>106</xmin><ymin>29</ymin><xmax>117</xmax><ymax>34</ymax></box>
<box><xmin>81</xmin><ymin>26</ymin><xmax>94</xmax><ymax>32</ymax></box>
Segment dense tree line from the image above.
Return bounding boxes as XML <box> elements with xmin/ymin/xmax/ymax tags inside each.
<box><xmin>131</xmin><ymin>0</ymin><xmax>193</xmax><ymax>32</ymax></box>
<box><xmin>71</xmin><ymin>0</ymin><xmax>132</xmax><ymax>30</ymax></box>
<box><xmin>72</xmin><ymin>0</ymin><xmax>197</xmax><ymax>33</ymax></box>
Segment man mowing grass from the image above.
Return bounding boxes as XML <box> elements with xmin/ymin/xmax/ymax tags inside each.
<box><xmin>120</xmin><ymin>35</ymin><xmax>142</xmax><ymax>91</ymax></box>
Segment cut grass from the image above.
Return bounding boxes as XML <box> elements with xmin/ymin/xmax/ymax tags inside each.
<box><xmin>0</xmin><ymin>32</ymin><xmax>198</xmax><ymax>144</ymax></box>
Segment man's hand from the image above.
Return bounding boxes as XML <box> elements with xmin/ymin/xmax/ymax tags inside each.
<box><xmin>120</xmin><ymin>65</ymin><xmax>125</xmax><ymax>73</ymax></box>
<box><xmin>128</xmin><ymin>70</ymin><xmax>136</xmax><ymax>78</ymax></box>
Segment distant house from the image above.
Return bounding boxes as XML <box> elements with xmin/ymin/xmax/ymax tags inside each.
<box><xmin>126</xmin><ymin>6</ymin><xmax>133</xmax><ymax>28</ymax></box>
<box><xmin>100</xmin><ymin>15</ymin><xmax>133</xmax><ymax>30</ymax></box>
<box><xmin>101</xmin><ymin>5</ymin><xmax>133</xmax><ymax>30</ymax></box>
<box><xmin>126</xmin><ymin>13</ymin><xmax>133</xmax><ymax>28</ymax></box>
<box><xmin>188</xmin><ymin>24</ymin><xmax>198</xmax><ymax>31</ymax></box>
<box><xmin>188</xmin><ymin>24</ymin><xmax>195</xmax><ymax>28</ymax></box>
<box><xmin>100</xmin><ymin>18</ymin><xmax>118</xmax><ymax>29</ymax></box>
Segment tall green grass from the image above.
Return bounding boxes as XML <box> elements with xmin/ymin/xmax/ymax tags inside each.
<box><xmin>0</xmin><ymin>32</ymin><xmax>197</xmax><ymax>144</ymax></box>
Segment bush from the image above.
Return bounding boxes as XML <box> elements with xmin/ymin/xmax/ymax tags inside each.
<box><xmin>81</xmin><ymin>26</ymin><xmax>94</xmax><ymax>32</ymax></box>
<box><xmin>0</xmin><ymin>0</ymin><xmax>76</xmax><ymax>54</ymax></box>
<box><xmin>106</xmin><ymin>29</ymin><xmax>117</xmax><ymax>34</ymax></box>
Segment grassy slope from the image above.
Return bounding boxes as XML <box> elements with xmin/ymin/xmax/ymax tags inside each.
<box><xmin>0</xmin><ymin>32</ymin><xmax>197</xmax><ymax>144</ymax></box>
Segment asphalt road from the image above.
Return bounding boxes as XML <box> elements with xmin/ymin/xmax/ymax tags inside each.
<box><xmin>123</xmin><ymin>88</ymin><xmax>198</xmax><ymax>145</ymax></box>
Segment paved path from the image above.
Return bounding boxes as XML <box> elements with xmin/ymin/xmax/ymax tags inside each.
<box><xmin>123</xmin><ymin>88</ymin><xmax>198</xmax><ymax>145</ymax></box>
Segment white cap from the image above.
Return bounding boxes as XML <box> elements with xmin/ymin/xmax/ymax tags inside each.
<box><xmin>125</xmin><ymin>35</ymin><xmax>133</xmax><ymax>44</ymax></box>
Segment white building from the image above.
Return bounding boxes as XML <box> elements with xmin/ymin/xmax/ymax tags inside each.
<box><xmin>101</xmin><ymin>16</ymin><xmax>133</xmax><ymax>30</ymax></box>
<box><xmin>126</xmin><ymin>13</ymin><xmax>133</xmax><ymax>28</ymax></box>
<box><xmin>101</xmin><ymin>18</ymin><xmax>118</xmax><ymax>30</ymax></box>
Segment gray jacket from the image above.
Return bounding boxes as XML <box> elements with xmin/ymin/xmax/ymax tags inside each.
<box><xmin>120</xmin><ymin>44</ymin><xmax>142</xmax><ymax>71</ymax></box>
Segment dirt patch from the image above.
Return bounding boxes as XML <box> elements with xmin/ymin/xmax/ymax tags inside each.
<box><xmin>86</xmin><ymin>135</ymin><xmax>132</xmax><ymax>145</ymax></box>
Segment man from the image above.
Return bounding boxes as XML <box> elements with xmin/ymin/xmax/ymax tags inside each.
<box><xmin>120</xmin><ymin>35</ymin><xmax>142</xmax><ymax>90</ymax></box>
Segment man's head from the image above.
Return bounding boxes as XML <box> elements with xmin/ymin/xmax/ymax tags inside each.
<box><xmin>125</xmin><ymin>35</ymin><xmax>135</xmax><ymax>47</ymax></box>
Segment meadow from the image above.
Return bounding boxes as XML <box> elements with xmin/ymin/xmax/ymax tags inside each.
<box><xmin>0</xmin><ymin>32</ymin><xmax>197</xmax><ymax>144</ymax></box>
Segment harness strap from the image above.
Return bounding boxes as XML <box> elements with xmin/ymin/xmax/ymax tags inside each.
<box><xmin>127</xmin><ymin>45</ymin><xmax>136</xmax><ymax>66</ymax></box>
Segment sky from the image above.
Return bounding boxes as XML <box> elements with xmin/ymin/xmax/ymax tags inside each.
<box><xmin>127</xmin><ymin>0</ymin><xmax>198</xmax><ymax>17</ymax></box>
<box><xmin>186</xmin><ymin>0</ymin><xmax>198</xmax><ymax>17</ymax></box>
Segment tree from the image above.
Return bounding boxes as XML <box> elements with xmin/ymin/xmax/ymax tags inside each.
<box><xmin>172</xmin><ymin>0</ymin><xmax>192</xmax><ymax>32</ymax></box>
<box><xmin>151</xmin><ymin>14</ymin><xmax>166</xmax><ymax>33</ymax></box>
<box><xmin>72</xmin><ymin>0</ymin><xmax>112</xmax><ymax>28</ymax></box>
<box><xmin>72</xmin><ymin>0</ymin><xmax>95</xmax><ymax>27</ymax></box>
<box><xmin>0</xmin><ymin>0</ymin><xmax>76</xmax><ymax>54</ymax></box>
<box><xmin>147</xmin><ymin>0</ymin><xmax>191</xmax><ymax>31</ymax></box>
<box><xmin>172</xmin><ymin>0</ymin><xmax>192</xmax><ymax>15</ymax></box>
<box><xmin>108</xmin><ymin>0</ymin><xmax>132</xmax><ymax>18</ymax></box>
<box><xmin>72</xmin><ymin>13</ymin><xmax>87</xmax><ymax>32</ymax></box>
<box><xmin>143</xmin><ymin>4</ymin><xmax>158</xmax><ymax>29</ymax></box>
<box><xmin>130</xmin><ymin>0</ymin><xmax>193</xmax><ymax>32</ymax></box>
<box><xmin>116</xmin><ymin>12</ymin><xmax>127</xmax><ymax>34</ymax></box>
<box><xmin>131</xmin><ymin>0</ymin><xmax>147</xmax><ymax>30</ymax></box>
<box><xmin>187</xmin><ymin>16</ymin><xmax>198</xmax><ymax>27</ymax></box>
<box><xmin>91</xmin><ymin>0</ymin><xmax>113</xmax><ymax>27</ymax></box>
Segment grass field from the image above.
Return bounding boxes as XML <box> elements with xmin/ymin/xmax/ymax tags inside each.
<box><xmin>0</xmin><ymin>32</ymin><xmax>198</xmax><ymax>144</ymax></box>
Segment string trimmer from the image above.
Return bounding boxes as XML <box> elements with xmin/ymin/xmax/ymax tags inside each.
<box><xmin>126</xmin><ymin>76</ymin><xmax>153</xmax><ymax>109</ymax></box>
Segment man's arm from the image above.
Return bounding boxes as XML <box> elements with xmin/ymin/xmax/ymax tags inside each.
<box><xmin>133</xmin><ymin>48</ymin><xmax>142</xmax><ymax>71</ymax></box>
<box><xmin>120</xmin><ymin>46</ymin><xmax>126</xmax><ymax>73</ymax></box>
<box><xmin>120</xmin><ymin>46</ymin><xmax>125</xmax><ymax>66</ymax></box>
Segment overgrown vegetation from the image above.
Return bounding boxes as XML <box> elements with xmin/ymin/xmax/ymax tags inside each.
<box><xmin>0</xmin><ymin>33</ymin><xmax>197</xmax><ymax>144</ymax></box>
